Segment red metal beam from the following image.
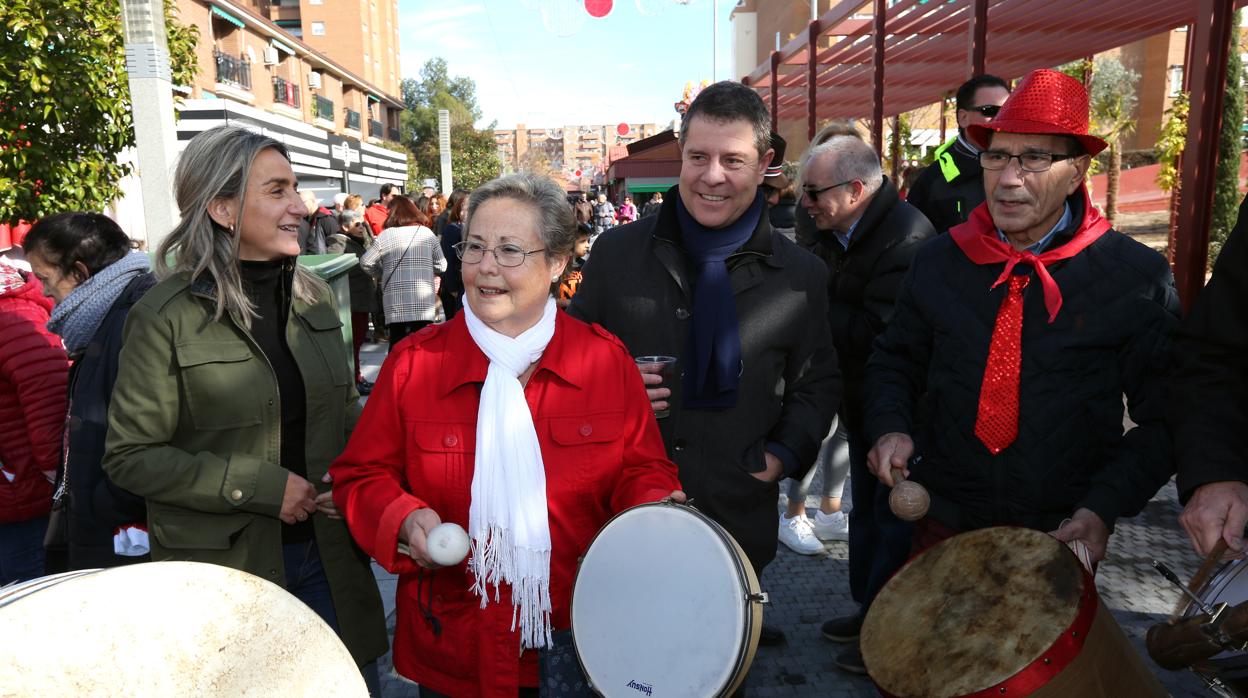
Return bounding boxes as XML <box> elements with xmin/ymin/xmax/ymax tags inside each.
<box><xmin>872</xmin><ymin>0</ymin><xmax>886</xmax><ymax>156</ymax></box>
<box><xmin>971</xmin><ymin>0</ymin><xmax>988</xmax><ymax>77</ymax></box>
<box><xmin>1173</xmin><ymin>0</ymin><xmax>1235</xmax><ymax>310</ymax></box>
<box><xmin>808</xmin><ymin>21</ymin><xmax>818</xmax><ymax>140</ymax></box>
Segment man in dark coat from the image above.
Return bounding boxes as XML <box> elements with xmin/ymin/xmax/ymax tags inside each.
<box><xmin>864</xmin><ymin>70</ymin><xmax>1178</xmax><ymax>567</ymax></box>
<box><xmin>799</xmin><ymin>135</ymin><xmax>936</xmax><ymax>673</ymax></box>
<box><xmin>1174</xmin><ymin>195</ymin><xmax>1248</xmax><ymax>557</ymax></box>
<box><xmin>906</xmin><ymin>75</ymin><xmax>1010</xmax><ymax>234</ymax></box>
<box><xmin>568</xmin><ymin>81</ymin><xmax>840</xmax><ymax>646</ymax></box>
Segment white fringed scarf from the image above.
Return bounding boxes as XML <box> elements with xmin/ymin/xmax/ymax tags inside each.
<box><xmin>462</xmin><ymin>296</ymin><xmax>557</xmax><ymax>649</ymax></box>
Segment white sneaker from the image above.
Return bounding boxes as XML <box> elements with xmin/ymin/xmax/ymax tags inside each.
<box><xmin>778</xmin><ymin>514</ymin><xmax>825</xmax><ymax>555</ymax></box>
<box><xmin>813</xmin><ymin>510</ymin><xmax>849</xmax><ymax>542</ymax></box>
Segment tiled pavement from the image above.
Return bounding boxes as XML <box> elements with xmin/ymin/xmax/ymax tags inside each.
<box><xmin>359</xmin><ymin>341</ymin><xmax>1213</xmax><ymax>697</ymax></box>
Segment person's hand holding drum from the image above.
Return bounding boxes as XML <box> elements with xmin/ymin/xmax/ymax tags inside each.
<box><xmin>399</xmin><ymin>508</ymin><xmax>444</xmax><ymax>568</ymax></box>
<box><xmin>1050</xmin><ymin>507</ymin><xmax>1110</xmax><ymax>565</ymax></box>
<box><xmin>1179</xmin><ymin>481</ymin><xmax>1248</xmax><ymax>559</ymax></box>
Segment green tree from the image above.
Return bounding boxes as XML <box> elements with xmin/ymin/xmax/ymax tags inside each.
<box><xmin>0</xmin><ymin>0</ymin><xmax>198</xmax><ymax>223</ymax></box>
<box><xmin>1210</xmin><ymin>9</ymin><xmax>1245</xmax><ymax>265</ymax></box>
<box><xmin>401</xmin><ymin>58</ymin><xmax>501</xmax><ymax>191</ymax></box>
<box><xmin>1088</xmin><ymin>56</ymin><xmax>1139</xmax><ymax>226</ymax></box>
<box><xmin>1155</xmin><ymin>92</ymin><xmax>1189</xmax><ymax>193</ymax></box>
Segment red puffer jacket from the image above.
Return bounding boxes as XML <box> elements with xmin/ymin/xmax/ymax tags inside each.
<box><xmin>0</xmin><ymin>268</ymin><xmax>68</xmax><ymax>523</ymax></box>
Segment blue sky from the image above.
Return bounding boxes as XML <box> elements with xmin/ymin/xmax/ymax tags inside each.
<box><xmin>398</xmin><ymin>0</ymin><xmax>739</xmax><ymax>130</ymax></box>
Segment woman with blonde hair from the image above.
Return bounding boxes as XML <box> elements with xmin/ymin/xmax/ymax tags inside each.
<box><xmin>103</xmin><ymin>125</ymin><xmax>387</xmax><ymax>692</ymax></box>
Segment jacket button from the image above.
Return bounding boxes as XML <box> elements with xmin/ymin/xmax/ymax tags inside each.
<box><xmin>676</xmin><ymin>308</ymin><xmax>691</xmax><ymax>320</ymax></box>
<box><xmin>579</xmin><ymin>424</ymin><xmax>593</xmax><ymax>437</ymax></box>
<box><xmin>673</xmin><ymin>438</ymin><xmax>687</xmax><ymax>452</ymax></box>
<box><xmin>230</xmin><ymin>489</ymin><xmax>244</xmax><ymax>501</ymax></box>
<box><xmin>444</xmin><ymin>435</ymin><xmax>457</xmax><ymax>447</ymax></box>
<box><xmin>268</xmin><ymin>399</ymin><xmax>274</xmax><ymax>406</ymax></box>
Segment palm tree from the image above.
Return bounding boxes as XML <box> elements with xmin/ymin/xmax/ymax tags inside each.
<box><xmin>1088</xmin><ymin>57</ymin><xmax>1140</xmax><ymax>226</ymax></box>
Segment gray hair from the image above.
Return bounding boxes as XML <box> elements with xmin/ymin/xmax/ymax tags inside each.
<box><xmin>338</xmin><ymin>209</ymin><xmax>363</xmax><ymax>227</ymax></box>
<box><xmin>464</xmin><ymin>173</ymin><xmax>578</xmax><ymax>287</ymax></box>
<box><xmin>800</xmin><ymin>135</ymin><xmax>883</xmax><ymax>196</ymax></box>
<box><xmin>680</xmin><ymin>81</ymin><xmax>772</xmax><ymax>160</ymax></box>
<box><xmin>158</xmin><ymin>126</ymin><xmax>325</xmax><ymax>328</ymax></box>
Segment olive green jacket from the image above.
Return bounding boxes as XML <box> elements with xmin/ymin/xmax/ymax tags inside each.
<box><xmin>103</xmin><ymin>270</ymin><xmax>387</xmax><ymax>664</ymax></box>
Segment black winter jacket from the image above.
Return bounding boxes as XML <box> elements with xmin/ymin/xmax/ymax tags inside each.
<box><xmin>809</xmin><ymin>177</ymin><xmax>935</xmax><ymax>429</ymax></box>
<box><xmin>906</xmin><ymin>136</ymin><xmax>986</xmax><ymax>234</ymax></box>
<box><xmin>569</xmin><ymin>187</ymin><xmax>841</xmax><ymax>572</ymax></box>
<box><xmin>65</xmin><ymin>272</ymin><xmax>157</xmax><ymax>569</ymax></box>
<box><xmin>1172</xmin><ymin>195</ymin><xmax>1248</xmax><ymax>500</ymax></box>
<box><xmin>865</xmin><ymin>192</ymin><xmax>1179</xmax><ymax>532</ymax></box>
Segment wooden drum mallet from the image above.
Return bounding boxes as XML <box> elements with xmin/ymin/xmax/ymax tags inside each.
<box><xmin>888</xmin><ymin>467</ymin><xmax>930</xmax><ymax>522</ymax></box>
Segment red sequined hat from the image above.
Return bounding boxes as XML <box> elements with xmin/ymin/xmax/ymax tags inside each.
<box><xmin>966</xmin><ymin>69</ymin><xmax>1107</xmax><ymax>157</ymax></box>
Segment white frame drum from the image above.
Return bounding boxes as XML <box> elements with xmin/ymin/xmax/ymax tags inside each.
<box><xmin>570</xmin><ymin>502</ymin><xmax>766</xmax><ymax>698</ymax></box>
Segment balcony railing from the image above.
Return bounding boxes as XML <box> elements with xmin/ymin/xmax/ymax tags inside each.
<box><xmin>344</xmin><ymin>109</ymin><xmax>361</xmax><ymax>131</ymax></box>
<box><xmin>388</xmin><ymin>127</ymin><xmax>401</xmax><ymax>142</ymax></box>
<box><xmin>214</xmin><ymin>50</ymin><xmax>251</xmax><ymax>90</ymax></box>
<box><xmin>369</xmin><ymin>119</ymin><xmax>384</xmax><ymax>138</ymax></box>
<box><xmin>314</xmin><ymin>95</ymin><xmax>334</xmax><ymax>122</ymax></box>
<box><xmin>272</xmin><ymin>76</ymin><xmax>300</xmax><ymax>109</ymax></box>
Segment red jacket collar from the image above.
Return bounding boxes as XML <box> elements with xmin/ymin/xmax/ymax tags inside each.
<box><xmin>437</xmin><ymin>310</ymin><xmax>585</xmax><ymax>396</ymax></box>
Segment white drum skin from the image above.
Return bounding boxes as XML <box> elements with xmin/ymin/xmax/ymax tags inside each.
<box><xmin>571</xmin><ymin>503</ymin><xmax>763</xmax><ymax>698</ymax></box>
<box><xmin>0</xmin><ymin>561</ymin><xmax>367</xmax><ymax>697</ymax></box>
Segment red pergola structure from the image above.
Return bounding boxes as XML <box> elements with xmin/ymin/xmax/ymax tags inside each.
<box><xmin>742</xmin><ymin>0</ymin><xmax>1246</xmax><ymax>309</ymax></box>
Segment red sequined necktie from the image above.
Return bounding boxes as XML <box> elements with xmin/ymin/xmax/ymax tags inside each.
<box><xmin>975</xmin><ymin>274</ymin><xmax>1030</xmax><ymax>455</ymax></box>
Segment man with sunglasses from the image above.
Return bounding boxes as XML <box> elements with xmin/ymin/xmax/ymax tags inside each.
<box><xmin>906</xmin><ymin>75</ymin><xmax>1010</xmax><ymax>234</ymax></box>
<box><xmin>864</xmin><ymin>70</ymin><xmax>1178</xmax><ymax>571</ymax></box>
<box><xmin>569</xmin><ymin>81</ymin><xmax>840</xmax><ymax>648</ymax></box>
<box><xmin>798</xmin><ymin>135</ymin><xmax>935</xmax><ymax>674</ymax></box>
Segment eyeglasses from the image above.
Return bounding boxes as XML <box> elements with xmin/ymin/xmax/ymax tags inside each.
<box><xmin>453</xmin><ymin>240</ymin><xmax>547</xmax><ymax>267</ymax></box>
<box><xmin>978</xmin><ymin>150</ymin><xmax>1076</xmax><ymax>173</ymax></box>
<box><xmin>965</xmin><ymin>104</ymin><xmax>1002</xmax><ymax>118</ymax></box>
<box><xmin>802</xmin><ymin>180</ymin><xmax>856</xmax><ymax>202</ymax></box>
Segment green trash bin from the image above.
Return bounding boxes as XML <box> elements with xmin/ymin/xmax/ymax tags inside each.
<box><xmin>299</xmin><ymin>253</ymin><xmax>359</xmax><ymax>381</ymax></box>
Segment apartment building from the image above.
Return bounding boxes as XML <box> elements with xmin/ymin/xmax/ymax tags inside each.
<box><xmin>176</xmin><ymin>0</ymin><xmax>407</xmax><ymax>201</ymax></box>
<box><xmin>231</xmin><ymin>0</ymin><xmax>402</xmax><ymax>98</ymax></box>
<box><xmin>494</xmin><ymin>123</ymin><xmax>661</xmax><ymax>190</ymax></box>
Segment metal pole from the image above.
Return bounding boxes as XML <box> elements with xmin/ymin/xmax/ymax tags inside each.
<box><xmin>437</xmin><ymin>109</ymin><xmax>453</xmax><ymax>195</ymax></box>
<box><xmin>1173</xmin><ymin>0</ymin><xmax>1235</xmax><ymax>310</ymax></box>
<box><xmin>891</xmin><ymin>115</ymin><xmax>901</xmax><ymax>182</ymax></box>
<box><xmin>713</xmin><ymin>0</ymin><xmax>719</xmax><ymax>83</ymax></box>
<box><xmin>940</xmin><ymin>94</ymin><xmax>948</xmax><ymax>143</ymax></box>
<box><xmin>121</xmin><ymin>0</ymin><xmax>179</xmax><ymax>249</ymax></box>
<box><xmin>1168</xmin><ymin>22</ymin><xmax>1198</xmax><ymax>267</ymax></box>
<box><xmin>970</xmin><ymin>0</ymin><xmax>988</xmax><ymax>77</ymax></box>
<box><xmin>872</xmin><ymin>0</ymin><xmax>885</xmax><ymax>156</ymax></box>
<box><xmin>811</xmin><ymin>0</ymin><xmax>817</xmax><ymax>22</ymax></box>
<box><xmin>770</xmin><ymin>51</ymin><xmax>780</xmax><ymax>134</ymax></box>
<box><xmin>808</xmin><ymin>20</ymin><xmax>818</xmax><ymax>141</ymax></box>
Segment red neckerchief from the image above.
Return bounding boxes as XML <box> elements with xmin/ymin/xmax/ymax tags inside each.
<box><xmin>949</xmin><ymin>187</ymin><xmax>1110</xmax><ymax>323</ymax></box>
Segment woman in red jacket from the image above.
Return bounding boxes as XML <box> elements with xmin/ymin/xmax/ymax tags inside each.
<box><xmin>331</xmin><ymin>173</ymin><xmax>683</xmax><ymax>698</ymax></box>
<box><xmin>0</xmin><ymin>259</ymin><xmax>68</xmax><ymax>584</ymax></box>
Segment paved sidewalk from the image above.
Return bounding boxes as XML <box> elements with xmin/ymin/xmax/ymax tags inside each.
<box><xmin>359</xmin><ymin>340</ymin><xmax>1211</xmax><ymax>697</ymax></box>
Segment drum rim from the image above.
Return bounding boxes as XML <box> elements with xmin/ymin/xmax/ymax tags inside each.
<box><xmin>570</xmin><ymin>501</ymin><xmax>760</xmax><ymax>698</ymax></box>
<box><xmin>0</xmin><ymin>568</ymin><xmax>103</xmax><ymax>610</ymax></box>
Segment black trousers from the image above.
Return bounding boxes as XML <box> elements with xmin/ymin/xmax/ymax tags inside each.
<box><xmin>388</xmin><ymin>320</ymin><xmax>432</xmax><ymax>348</ymax></box>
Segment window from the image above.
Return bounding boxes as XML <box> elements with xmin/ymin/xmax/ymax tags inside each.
<box><xmin>1168</xmin><ymin>65</ymin><xmax>1184</xmax><ymax>97</ymax></box>
<box><xmin>311</xmin><ymin>22</ymin><xmax>325</xmax><ymax>36</ymax></box>
<box><xmin>309</xmin><ymin>0</ymin><xmax>322</xmax><ymax>4</ymax></box>
<box><xmin>275</xmin><ymin>19</ymin><xmax>302</xmax><ymax>38</ymax></box>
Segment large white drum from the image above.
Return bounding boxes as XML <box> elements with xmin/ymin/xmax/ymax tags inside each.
<box><xmin>1180</xmin><ymin>558</ymin><xmax>1248</xmax><ymax>695</ymax></box>
<box><xmin>571</xmin><ymin>503</ymin><xmax>765</xmax><ymax>698</ymax></box>
<box><xmin>0</xmin><ymin>561</ymin><xmax>367</xmax><ymax>697</ymax></box>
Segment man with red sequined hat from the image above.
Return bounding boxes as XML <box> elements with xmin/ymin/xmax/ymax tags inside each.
<box><xmin>861</xmin><ymin>69</ymin><xmax>1179</xmax><ymax>563</ymax></box>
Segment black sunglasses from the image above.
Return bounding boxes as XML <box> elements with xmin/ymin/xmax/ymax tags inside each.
<box><xmin>802</xmin><ymin>180</ymin><xmax>855</xmax><ymax>203</ymax></box>
<box><xmin>965</xmin><ymin>104</ymin><xmax>1002</xmax><ymax>118</ymax></box>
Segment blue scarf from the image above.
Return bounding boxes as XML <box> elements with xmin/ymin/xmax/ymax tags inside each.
<box><xmin>48</xmin><ymin>252</ymin><xmax>150</xmax><ymax>353</ymax></box>
<box><xmin>676</xmin><ymin>190</ymin><xmax>764</xmax><ymax>409</ymax></box>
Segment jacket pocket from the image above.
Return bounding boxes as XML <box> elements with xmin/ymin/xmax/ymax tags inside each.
<box><xmin>150</xmin><ymin>509</ymin><xmax>255</xmax><ymax>550</ymax></box>
<box><xmin>546</xmin><ymin>413</ymin><xmax>623</xmax><ymax>447</ymax></box>
<box><xmin>301</xmin><ymin>305</ymin><xmax>352</xmax><ymax>388</ymax></box>
<box><xmin>174</xmin><ymin>340</ymin><xmax>264</xmax><ymax>431</ymax></box>
<box><xmin>409</xmin><ymin>422</ymin><xmax>476</xmax><ymax>495</ymax></box>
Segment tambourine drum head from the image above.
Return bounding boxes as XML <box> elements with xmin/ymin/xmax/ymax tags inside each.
<box><xmin>0</xmin><ymin>561</ymin><xmax>367</xmax><ymax>696</ymax></box>
<box><xmin>862</xmin><ymin>527</ymin><xmax>1085</xmax><ymax>696</ymax></box>
<box><xmin>572</xmin><ymin>505</ymin><xmax>752</xmax><ymax>697</ymax></box>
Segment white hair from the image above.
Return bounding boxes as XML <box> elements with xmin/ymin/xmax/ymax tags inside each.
<box><xmin>800</xmin><ymin>135</ymin><xmax>883</xmax><ymax>196</ymax></box>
